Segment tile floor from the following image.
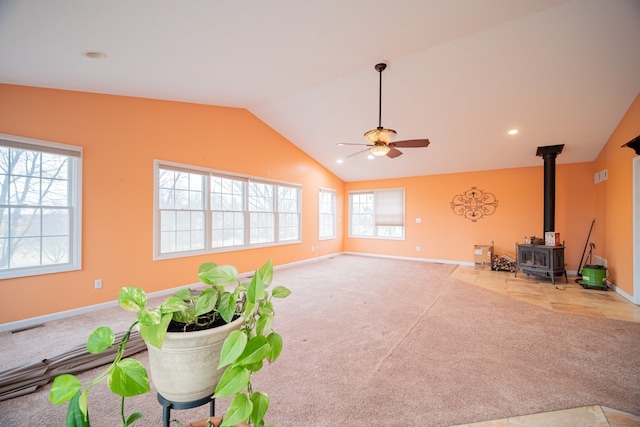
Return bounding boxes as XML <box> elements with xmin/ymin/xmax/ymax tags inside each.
<box><xmin>448</xmin><ymin>265</ymin><xmax>640</xmax><ymax>427</ymax></box>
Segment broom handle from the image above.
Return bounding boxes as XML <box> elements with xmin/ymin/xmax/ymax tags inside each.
<box><xmin>577</xmin><ymin>219</ymin><xmax>595</xmax><ymax>274</ymax></box>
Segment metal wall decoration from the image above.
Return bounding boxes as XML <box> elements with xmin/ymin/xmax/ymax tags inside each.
<box><xmin>450</xmin><ymin>187</ymin><xmax>498</xmax><ymax>222</ymax></box>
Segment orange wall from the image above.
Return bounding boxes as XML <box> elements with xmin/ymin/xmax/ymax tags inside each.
<box><xmin>0</xmin><ymin>84</ymin><xmax>344</xmax><ymax>324</ymax></box>
<box><xmin>593</xmin><ymin>92</ymin><xmax>640</xmax><ymax>297</ymax></box>
<box><xmin>345</xmin><ymin>162</ymin><xmax>595</xmax><ymax>271</ymax></box>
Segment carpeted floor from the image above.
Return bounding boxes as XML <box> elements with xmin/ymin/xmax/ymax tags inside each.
<box><xmin>1</xmin><ymin>255</ymin><xmax>639</xmax><ymax>426</ymax></box>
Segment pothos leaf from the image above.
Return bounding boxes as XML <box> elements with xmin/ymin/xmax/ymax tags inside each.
<box><xmin>256</xmin><ymin>313</ymin><xmax>273</xmax><ymax>336</ymax></box>
<box><xmin>198</xmin><ymin>264</ymin><xmax>239</xmax><ymax>286</ymax></box>
<box><xmin>195</xmin><ymin>288</ymin><xmax>218</xmax><ymax>316</ymax></box>
<box><xmin>218</xmin><ymin>330</ymin><xmax>248</xmax><ymax>369</ymax></box>
<box><xmin>213</xmin><ymin>366</ymin><xmax>250</xmax><ymax>398</ymax></box>
<box><xmin>86</xmin><ymin>326</ymin><xmax>115</xmax><ymax>354</ymax></box>
<box><xmin>237</xmin><ymin>335</ymin><xmax>270</xmax><ymax>366</ymax></box>
<box><xmin>65</xmin><ymin>390</ymin><xmax>90</xmax><ymax>427</ymax></box>
<box><xmin>139</xmin><ymin>313</ymin><xmax>172</xmax><ymax>349</ymax></box>
<box><xmin>125</xmin><ymin>412</ymin><xmax>144</xmax><ymax>426</ymax></box>
<box><xmin>256</xmin><ymin>259</ymin><xmax>273</xmax><ymax>287</ymax></box>
<box><xmin>160</xmin><ymin>296</ymin><xmax>190</xmax><ymax>313</ymax></box>
<box><xmin>250</xmin><ymin>391</ymin><xmax>270</xmax><ymax>427</ymax></box>
<box><xmin>198</xmin><ymin>262</ymin><xmax>218</xmax><ymax>283</ymax></box>
<box><xmin>247</xmin><ymin>272</ymin><xmax>265</xmax><ymax>304</ymax></box>
<box><xmin>108</xmin><ymin>358</ymin><xmax>150</xmax><ymax>397</ymax></box>
<box><xmin>49</xmin><ymin>374</ymin><xmax>82</xmax><ymax>405</ymax></box>
<box><xmin>118</xmin><ymin>287</ymin><xmax>147</xmax><ymax>312</ymax></box>
<box><xmin>218</xmin><ymin>292</ymin><xmax>237</xmax><ymax>324</ymax></box>
<box><xmin>271</xmin><ymin>285</ymin><xmax>292</xmax><ymax>299</ymax></box>
<box><xmin>266</xmin><ymin>332</ymin><xmax>283</xmax><ymax>363</ymax></box>
<box><xmin>221</xmin><ymin>393</ymin><xmax>253</xmax><ymax>427</ymax></box>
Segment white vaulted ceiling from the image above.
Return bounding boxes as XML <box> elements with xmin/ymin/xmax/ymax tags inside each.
<box><xmin>1</xmin><ymin>0</ymin><xmax>639</xmax><ymax>181</ymax></box>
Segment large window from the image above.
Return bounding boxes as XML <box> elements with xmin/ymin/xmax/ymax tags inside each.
<box><xmin>158</xmin><ymin>167</ymin><xmax>207</xmax><ymax>254</ymax></box>
<box><xmin>349</xmin><ymin>188</ymin><xmax>405</xmax><ymax>239</ymax></box>
<box><xmin>211</xmin><ymin>175</ymin><xmax>245</xmax><ymax>248</ymax></box>
<box><xmin>0</xmin><ymin>134</ymin><xmax>82</xmax><ymax>279</ymax></box>
<box><xmin>155</xmin><ymin>162</ymin><xmax>301</xmax><ymax>258</ymax></box>
<box><xmin>277</xmin><ymin>185</ymin><xmax>300</xmax><ymax>242</ymax></box>
<box><xmin>319</xmin><ymin>188</ymin><xmax>336</xmax><ymax>239</ymax></box>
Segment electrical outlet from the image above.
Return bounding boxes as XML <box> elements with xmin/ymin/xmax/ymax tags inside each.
<box><xmin>94</xmin><ymin>279</ymin><xmax>102</xmax><ymax>289</ymax></box>
<box><xmin>416</xmin><ymin>246</ymin><xmax>421</xmax><ymax>252</ymax></box>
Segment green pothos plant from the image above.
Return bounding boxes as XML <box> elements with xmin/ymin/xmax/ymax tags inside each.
<box><xmin>49</xmin><ymin>259</ymin><xmax>291</xmax><ymax>427</ymax></box>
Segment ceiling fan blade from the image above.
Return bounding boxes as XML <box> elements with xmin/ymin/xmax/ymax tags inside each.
<box><xmin>348</xmin><ymin>148</ymin><xmax>371</xmax><ymax>158</ymax></box>
<box><xmin>390</xmin><ymin>139</ymin><xmax>430</xmax><ymax>148</ymax></box>
<box><xmin>386</xmin><ymin>147</ymin><xmax>403</xmax><ymax>158</ymax></box>
<box><xmin>337</xmin><ymin>143</ymin><xmax>373</xmax><ymax>146</ymax></box>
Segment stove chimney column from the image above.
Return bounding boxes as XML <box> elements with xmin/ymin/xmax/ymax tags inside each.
<box><xmin>536</xmin><ymin>144</ymin><xmax>564</xmax><ymax>234</ymax></box>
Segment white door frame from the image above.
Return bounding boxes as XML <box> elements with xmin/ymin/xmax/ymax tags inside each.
<box><xmin>634</xmin><ymin>156</ymin><xmax>640</xmax><ymax>304</ymax></box>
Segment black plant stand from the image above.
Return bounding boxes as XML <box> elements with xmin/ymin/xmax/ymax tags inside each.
<box><xmin>157</xmin><ymin>393</ymin><xmax>215</xmax><ymax>427</ymax></box>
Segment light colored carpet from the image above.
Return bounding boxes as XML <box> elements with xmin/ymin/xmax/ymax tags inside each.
<box><xmin>0</xmin><ymin>255</ymin><xmax>638</xmax><ymax>426</ymax></box>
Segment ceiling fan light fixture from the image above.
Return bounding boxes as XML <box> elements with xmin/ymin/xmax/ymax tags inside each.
<box><xmin>369</xmin><ymin>144</ymin><xmax>391</xmax><ymax>156</ymax></box>
<box><xmin>364</xmin><ymin>127</ymin><xmax>397</xmax><ymax>144</ymax></box>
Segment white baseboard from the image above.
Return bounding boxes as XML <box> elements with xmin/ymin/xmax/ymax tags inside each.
<box><xmin>343</xmin><ymin>251</ymin><xmax>468</xmax><ymax>266</ymax></box>
<box><xmin>272</xmin><ymin>252</ymin><xmax>342</xmax><ymax>271</ymax></box>
<box><xmin>606</xmin><ymin>281</ymin><xmax>635</xmax><ymax>303</ymax></box>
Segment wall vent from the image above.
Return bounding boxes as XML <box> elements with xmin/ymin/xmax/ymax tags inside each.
<box><xmin>10</xmin><ymin>323</ymin><xmax>45</xmax><ymax>334</ymax></box>
<box><xmin>594</xmin><ymin>169</ymin><xmax>608</xmax><ymax>184</ymax></box>
<box><xmin>594</xmin><ymin>256</ymin><xmax>607</xmax><ymax>268</ymax></box>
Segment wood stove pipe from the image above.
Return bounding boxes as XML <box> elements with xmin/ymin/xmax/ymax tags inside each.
<box><xmin>536</xmin><ymin>144</ymin><xmax>564</xmax><ymax>233</ymax></box>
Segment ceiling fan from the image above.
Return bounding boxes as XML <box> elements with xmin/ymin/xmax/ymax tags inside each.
<box><xmin>338</xmin><ymin>62</ymin><xmax>430</xmax><ymax>159</ymax></box>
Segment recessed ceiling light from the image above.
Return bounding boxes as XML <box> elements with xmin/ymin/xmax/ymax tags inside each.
<box><xmin>367</xmin><ymin>154</ymin><xmax>374</xmax><ymax>160</ymax></box>
<box><xmin>336</xmin><ymin>143</ymin><xmax>345</xmax><ymax>146</ymax></box>
<box><xmin>82</xmin><ymin>50</ymin><xmax>107</xmax><ymax>59</ymax></box>
<box><xmin>508</xmin><ymin>129</ymin><xmax>519</xmax><ymax>135</ymax></box>
<box><xmin>337</xmin><ymin>158</ymin><xmax>344</xmax><ymax>164</ymax></box>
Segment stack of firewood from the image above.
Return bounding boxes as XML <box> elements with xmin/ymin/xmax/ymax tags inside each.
<box><xmin>492</xmin><ymin>252</ymin><xmax>516</xmax><ymax>272</ymax></box>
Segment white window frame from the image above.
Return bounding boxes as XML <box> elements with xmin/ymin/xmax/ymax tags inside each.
<box><xmin>0</xmin><ymin>133</ymin><xmax>82</xmax><ymax>279</ymax></box>
<box><xmin>154</xmin><ymin>161</ymin><xmax>302</xmax><ymax>259</ymax></box>
<box><xmin>277</xmin><ymin>184</ymin><xmax>301</xmax><ymax>243</ymax></box>
<box><xmin>319</xmin><ymin>188</ymin><xmax>336</xmax><ymax>240</ymax></box>
<box><xmin>157</xmin><ymin>165</ymin><xmax>208</xmax><ymax>256</ymax></box>
<box><xmin>348</xmin><ymin>188</ymin><xmax>405</xmax><ymax>240</ymax></box>
<box><xmin>211</xmin><ymin>174</ymin><xmax>246</xmax><ymax>249</ymax></box>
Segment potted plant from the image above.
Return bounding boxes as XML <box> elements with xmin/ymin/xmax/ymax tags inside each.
<box><xmin>49</xmin><ymin>259</ymin><xmax>291</xmax><ymax>427</ymax></box>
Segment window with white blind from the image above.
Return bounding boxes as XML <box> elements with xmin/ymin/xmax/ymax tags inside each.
<box><xmin>319</xmin><ymin>188</ymin><xmax>336</xmax><ymax>240</ymax></box>
<box><xmin>0</xmin><ymin>133</ymin><xmax>82</xmax><ymax>279</ymax></box>
<box><xmin>348</xmin><ymin>188</ymin><xmax>405</xmax><ymax>239</ymax></box>
<box><xmin>155</xmin><ymin>161</ymin><xmax>301</xmax><ymax>259</ymax></box>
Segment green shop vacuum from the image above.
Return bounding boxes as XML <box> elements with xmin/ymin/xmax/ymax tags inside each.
<box><xmin>575</xmin><ymin>221</ymin><xmax>608</xmax><ymax>291</ymax></box>
<box><xmin>578</xmin><ymin>265</ymin><xmax>608</xmax><ymax>290</ymax></box>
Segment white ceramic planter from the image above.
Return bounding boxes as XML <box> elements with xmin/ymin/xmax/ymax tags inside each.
<box><xmin>146</xmin><ymin>316</ymin><xmax>244</xmax><ymax>402</ymax></box>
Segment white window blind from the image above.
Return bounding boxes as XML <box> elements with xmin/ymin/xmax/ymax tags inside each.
<box><xmin>348</xmin><ymin>188</ymin><xmax>405</xmax><ymax>240</ymax></box>
<box><xmin>374</xmin><ymin>189</ymin><xmax>404</xmax><ymax>226</ymax></box>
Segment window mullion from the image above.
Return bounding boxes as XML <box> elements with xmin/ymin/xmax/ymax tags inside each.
<box><xmin>274</xmin><ymin>185</ymin><xmax>279</xmax><ymax>243</ymax></box>
<box><xmin>244</xmin><ymin>181</ymin><xmax>250</xmax><ymax>246</ymax></box>
<box><xmin>205</xmin><ymin>173</ymin><xmax>212</xmax><ymax>251</ymax></box>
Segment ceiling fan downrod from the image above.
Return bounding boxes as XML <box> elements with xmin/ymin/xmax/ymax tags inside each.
<box><xmin>375</xmin><ymin>62</ymin><xmax>386</xmax><ymax>130</ymax></box>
